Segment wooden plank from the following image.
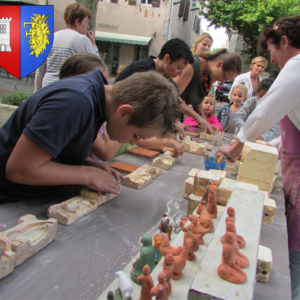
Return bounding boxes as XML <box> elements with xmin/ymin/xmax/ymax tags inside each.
<box><xmin>98</xmin><ymin>206</ymin><xmax>225</xmax><ymax>300</ymax></box>
<box><xmin>188</xmin><ymin>187</ymin><xmax>264</xmax><ymax>300</ymax></box>
<box><xmin>109</xmin><ymin>161</ymin><xmax>140</xmax><ymax>174</ymax></box>
<box><xmin>126</xmin><ymin>147</ymin><xmax>160</xmax><ymax>159</ymax></box>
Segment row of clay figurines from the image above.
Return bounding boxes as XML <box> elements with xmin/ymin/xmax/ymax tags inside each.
<box><xmin>109</xmin><ymin>183</ymin><xmax>219</xmax><ymax>299</ymax></box>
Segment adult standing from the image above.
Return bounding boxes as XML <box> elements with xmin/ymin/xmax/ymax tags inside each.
<box><xmin>217</xmin><ymin>16</ymin><xmax>300</xmax><ymax>299</ymax></box>
<box><xmin>191</xmin><ymin>33</ymin><xmax>213</xmax><ymax>54</ymax></box>
<box><xmin>35</xmin><ymin>3</ymin><xmax>99</xmax><ymax>91</ymax></box>
<box><xmin>173</xmin><ymin>49</ymin><xmax>243</xmax><ymax>124</ymax></box>
<box><xmin>228</xmin><ymin>56</ymin><xmax>268</xmax><ymax>100</ymax></box>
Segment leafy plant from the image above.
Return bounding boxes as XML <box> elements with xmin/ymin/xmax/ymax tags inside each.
<box><xmin>1</xmin><ymin>91</ymin><xmax>33</xmax><ymax>106</ymax></box>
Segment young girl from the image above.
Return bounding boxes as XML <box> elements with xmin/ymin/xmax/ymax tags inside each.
<box><xmin>183</xmin><ymin>95</ymin><xmax>223</xmax><ymax>131</ymax></box>
<box><xmin>217</xmin><ymin>84</ymin><xmax>248</xmax><ymax>133</ymax></box>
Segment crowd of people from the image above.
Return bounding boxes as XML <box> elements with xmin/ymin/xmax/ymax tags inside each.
<box><xmin>0</xmin><ymin>2</ymin><xmax>299</xmax><ymax>298</ymax></box>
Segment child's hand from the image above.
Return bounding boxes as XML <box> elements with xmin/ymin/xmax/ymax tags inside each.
<box><xmin>97</xmin><ymin>163</ymin><xmax>124</xmax><ymax>183</ymax></box>
<box><xmin>170</xmin><ymin>140</ymin><xmax>184</xmax><ymax>155</ymax></box>
<box><xmin>175</xmin><ymin>121</ymin><xmax>185</xmax><ymax>136</ymax></box>
<box><xmin>198</xmin><ymin>120</ymin><xmax>214</xmax><ymax>134</ymax></box>
<box><xmin>86</xmin><ymin>168</ymin><xmax>121</xmax><ymax>195</ymax></box>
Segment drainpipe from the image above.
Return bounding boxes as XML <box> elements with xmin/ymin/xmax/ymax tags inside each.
<box><xmin>189</xmin><ymin>12</ymin><xmax>196</xmax><ymax>47</ymax></box>
<box><xmin>167</xmin><ymin>0</ymin><xmax>175</xmax><ymax>41</ymax></box>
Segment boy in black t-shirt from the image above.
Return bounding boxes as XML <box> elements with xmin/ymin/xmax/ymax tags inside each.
<box><xmin>0</xmin><ymin>69</ymin><xmax>181</xmax><ymax>202</ymax></box>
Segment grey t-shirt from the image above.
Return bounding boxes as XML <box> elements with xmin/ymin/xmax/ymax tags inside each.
<box><xmin>226</xmin><ymin>109</ymin><xmax>238</xmax><ymax>134</ymax></box>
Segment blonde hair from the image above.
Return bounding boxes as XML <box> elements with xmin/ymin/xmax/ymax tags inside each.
<box><xmin>117</xmin><ymin>65</ymin><xmax>126</xmax><ymax>77</ymax></box>
<box><xmin>191</xmin><ymin>33</ymin><xmax>213</xmax><ymax>54</ymax></box>
<box><xmin>112</xmin><ymin>71</ymin><xmax>181</xmax><ymax>138</ymax></box>
<box><xmin>232</xmin><ymin>84</ymin><xmax>248</xmax><ymax>100</ymax></box>
<box><xmin>250</xmin><ymin>56</ymin><xmax>268</xmax><ymax>70</ymax></box>
<box><xmin>203</xmin><ymin>94</ymin><xmax>216</xmax><ymax>117</ymax></box>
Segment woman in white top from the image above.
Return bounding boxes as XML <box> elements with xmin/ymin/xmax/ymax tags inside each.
<box><xmin>35</xmin><ymin>3</ymin><xmax>99</xmax><ymax>91</ymax></box>
<box><xmin>228</xmin><ymin>56</ymin><xmax>268</xmax><ymax>99</ymax></box>
<box><xmin>217</xmin><ymin>16</ymin><xmax>300</xmax><ymax>300</ymax></box>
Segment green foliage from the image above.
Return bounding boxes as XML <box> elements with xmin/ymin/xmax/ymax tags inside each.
<box><xmin>201</xmin><ymin>0</ymin><xmax>300</xmax><ymax>57</ymax></box>
<box><xmin>1</xmin><ymin>91</ymin><xmax>33</xmax><ymax>106</ymax></box>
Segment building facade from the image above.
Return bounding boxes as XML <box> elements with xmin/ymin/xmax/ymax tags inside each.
<box><xmin>49</xmin><ymin>0</ymin><xmax>202</xmax><ymax>77</ymax></box>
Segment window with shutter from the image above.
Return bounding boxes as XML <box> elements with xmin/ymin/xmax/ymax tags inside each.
<box><xmin>111</xmin><ymin>0</ymin><xmax>118</xmax><ymax>3</ymax></box>
<box><xmin>129</xmin><ymin>0</ymin><xmax>137</xmax><ymax>5</ymax></box>
<box><xmin>152</xmin><ymin>0</ymin><xmax>160</xmax><ymax>7</ymax></box>
<box><xmin>183</xmin><ymin>0</ymin><xmax>190</xmax><ymax>22</ymax></box>
<box><xmin>178</xmin><ymin>0</ymin><xmax>185</xmax><ymax>18</ymax></box>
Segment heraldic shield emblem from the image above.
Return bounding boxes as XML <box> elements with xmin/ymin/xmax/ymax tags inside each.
<box><xmin>0</xmin><ymin>5</ymin><xmax>54</xmax><ymax>79</ymax></box>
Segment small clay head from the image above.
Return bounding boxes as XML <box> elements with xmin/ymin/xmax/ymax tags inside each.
<box><xmin>107</xmin><ymin>291</ymin><xmax>114</xmax><ymax>300</ymax></box>
<box><xmin>201</xmin><ymin>201</ymin><xmax>206</xmax><ymax>207</ymax></box>
<box><xmin>225</xmin><ymin>232</ymin><xmax>234</xmax><ymax>243</ymax></box>
<box><xmin>188</xmin><ymin>214</ymin><xmax>197</xmax><ymax>222</ymax></box>
<box><xmin>158</xmin><ymin>271</ymin><xmax>167</xmax><ymax>283</ymax></box>
<box><xmin>164</xmin><ymin>254</ymin><xmax>174</xmax><ymax>264</ymax></box>
<box><xmin>227</xmin><ymin>207</ymin><xmax>235</xmax><ymax>216</ymax></box>
<box><xmin>143</xmin><ymin>265</ymin><xmax>151</xmax><ymax>275</ymax></box>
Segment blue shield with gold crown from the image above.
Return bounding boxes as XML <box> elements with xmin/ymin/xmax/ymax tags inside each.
<box><xmin>0</xmin><ymin>5</ymin><xmax>53</xmax><ymax>79</ymax></box>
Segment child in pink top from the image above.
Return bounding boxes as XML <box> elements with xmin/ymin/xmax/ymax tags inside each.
<box><xmin>183</xmin><ymin>95</ymin><xmax>223</xmax><ymax>131</ymax></box>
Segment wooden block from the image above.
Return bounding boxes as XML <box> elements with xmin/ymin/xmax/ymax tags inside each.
<box><xmin>193</xmin><ymin>170</ymin><xmax>221</xmax><ymax>196</ymax></box>
<box><xmin>48</xmin><ymin>196</ymin><xmax>98</xmax><ymax>225</ymax></box>
<box><xmin>152</xmin><ymin>151</ymin><xmax>180</xmax><ymax>170</ymax></box>
<box><xmin>80</xmin><ymin>186</ymin><xmax>120</xmax><ymax>206</ymax></box>
<box><xmin>183</xmin><ymin>177</ymin><xmax>194</xmax><ymax>199</ymax></box>
<box><xmin>121</xmin><ymin>164</ymin><xmax>161</xmax><ymax>189</ymax></box>
<box><xmin>184</xmin><ymin>136</ymin><xmax>207</xmax><ymax>155</ymax></box>
<box><xmin>209</xmin><ymin>169</ymin><xmax>227</xmax><ymax>181</ymax></box>
<box><xmin>184</xmin><ymin>127</ymin><xmax>201</xmax><ymax>137</ymax></box>
<box><xmin>275</xmin><ymin>160</ymin><xmax>280</xmax><ymax>174</ymax></box>
<box><xmin>224</xmin><ymin>159</ymin><xmax>240</xmax><ymax>175</ymax></box>
<box><xmin>188</xmin><ymin>187</ymin><xmax>264</xmax><ymax>300</ymax></box>
<box><xmin>237</xmin><ymin>175</ymin><xmax>273</xmax><ymax>193</ymax></box>
<box><xmin>3</xmin><ymin>215</ymin><xmax>57</xmax><ymax>266</ymax></box>
<box><xmin>200</xmin><ymin>132</ymin><xmax>214</xmax><ymax>141</ymax></box>
<box><xmin>256</xmin><ymin>140</ymin><xmax>269</xmax><ymax>146</ymax></box>
<box><xmin>257</xmin><ymin>245</ymin><xmax>272</xmax><ymax>283</ymax></box>
<box><xmin>188</xmin><ymin>193</ymin><xmax>203</xmax><ymax>216</ymax></box>
<box><xmin>188</xmin><ymin>168</ymin><xmax>201</xmax><ymax>178</ymax></box>
<box><xmin>0</xmin><ymin>233</ymin><xmax>16</xmax><ymax>280</ymax></box>
<box><xmin>126</xmin><ymin>147</ymin><xmax>160</xmax><ymax>158</ymax></box>
<box><xmin>109</xmin><ymin>161</ymin><xmax>140</xmax><ymax>174</ymax></box>
<box><xmin>258</xmin><ymin>191</ymin><xmax>277</xmax><ymax>224</ymax></box>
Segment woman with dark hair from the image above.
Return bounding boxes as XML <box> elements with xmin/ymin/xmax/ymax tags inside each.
<box><xmin>217</xmin><ymin>16</ymin><xmax>300</xmax><ymax>299</ymax></box>
<box><xmin>173</xmin><ymin>49</ymin><xmax>243</xmax><ymax>130</ymax></box>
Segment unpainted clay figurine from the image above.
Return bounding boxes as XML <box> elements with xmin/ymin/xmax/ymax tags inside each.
<box><xmin>224</xmin><ymin>207</ymin><xmax>245</xmax><ymax>249</ymax></box>
<box><xmin>196</xmin><ymin>201</ymin><xmax>214</xmax><ymax>233</ymax></box>
<box><xmin>181</xmin><ymin>227</ymin><xmax>199</xmax><ymax>261</ymax></box>
<box><xmin>160</xmin><ymin>233</ymin><xmax>183</xmax><ymax>257</ymax></box>
<box><xmin>137</xmin><ymin>265</ymin><xmax>154</xmax><ymax>300</ymax></box>
<box><xmin>150</xmin><ymin>271</ymin><xmax>169</xmax><ymax>300</ymax></box>
<box><xmin>153</xmin><ymin>220</ymin><xmax>169</xmax><ymax>263</ymax></box>
<box><xmin>206</xmin><ymin>182</ymin><xmax>218</xmax><ymax>219</ymax></box>
<box><xmin>172</xmin><ymin>249</ymin><xmax>188</xmax><ymax>280</ymax></box>
<box><xmin>131</xmin><ymin>234</ymin><xmax>156</xmax><ymax>284</ymax></box>
<box><xmin>163</xmin><ymin>254</ymin><xmax>174</xmax><ymax>296</ymax></box>
<box><xmin>221</xmin><ymin>222</ymin><xmax>248</xmax><ymax>268</ymax></box>
<box><xmin>115</xmin><ymin>271</ymin><xmax>133</xmax><ymax>300</ymax></box>
<box><xmin>107</xmin><ymin>290</ymin><xmax>115</xmax><ymax>300</ymax></box>
<box><xmin>179</xmin><ymin>217</ymin><xmax>188</xmax><ymax>227</ymax></box>
<box><xmin>217</xmin><ymin>232</ymin><xmax>247</xmax><ymax>284</ymax></box>
<box><xmin>187</xmin><ymin>214</ymin><xmax>210</xmax><ymax>245</ymax></box>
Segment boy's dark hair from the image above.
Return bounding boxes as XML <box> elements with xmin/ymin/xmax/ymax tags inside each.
<box><xmin>112</xmin><ymin>71</ymin><xmax>181</xmax><ymax>138</ymax></box>
<box><xmin>199</xmin><ymin>48</ymin><xmax>243</xmax><ymax>75</ymax></box>
<box><xmin>64</xmin><ymin>3</ymin><xmax>92</xmax><ymax>26</ymax></box>
<box><xmin>259</xmin><ymin>16</ymin><xmax>300</xmax><ymax>52</ymax></box>
<box><xmin>59</xmin><ymin>53</ymin><xmax>107</xmax><ymax>79</ymax></box>
<box><xmin>258</xmin><ymin>78</ymin><xmax>274</xmax><ymax>92</ymax></box>
<box><xmin>158</xmin><ymin>38</ymin><xmax>194</xmax><ymax>64</ymax></box>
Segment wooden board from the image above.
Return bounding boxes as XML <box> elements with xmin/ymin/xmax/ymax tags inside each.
<box><xmin>188</xmin><ymin>187</ymin><xmax>264</xmax><ymax>300</ymax></box>
<box><xmin>126</xmin><ymin>147</ymin><xmax>160</xmax><ymax>158</ymax></box>
<box><xmin>97</xmin><ymin>206</ymin><xmax>225</xmax><ymax>300</ymax></box>
<box><xmin>109</xmin><ymin>161</ymin><xmax>140</xmax><ymax>174</ymax></box>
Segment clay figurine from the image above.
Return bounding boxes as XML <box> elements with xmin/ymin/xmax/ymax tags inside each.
<box><xmin>220</xmin><ymin>222</ymin><xmax>248</xmax><ymax>268</ymax></box>
<box><xmin>179</xmin><ymin>217</ymin><xmax>188</xmax><ymax>227</ymax></box>
<box><xmin>187</xmin><ymin>214</ymin><xmax>210</xmax><ymax>245</ymax></box>
<box><xmin>181</xmin><ymin>227</ymin><xmax>199</xmax><ymax>261</ymax></box>
<box><xmin>153</xmin><ymin>219</ymin><xmax>169</xmax><ymax>263</ymax></box>
<box><xmin>160</xmin><ymin>233</ymin><xmax>183</xmax><ymax>257</ymax></box>
<box><xmin>224</xmin><ymin>207</ymin><xmax>246</xmax><ymax>249</ymax></box>
<box><xmin>150</xmin><ymin>271</ymin><xmax>169</xmax><ymax>300</ymax></box>
<box><xmin>115</xmin><ymin>271</ymin><xmax>133</xmax><ymax>300</ymax></box>
<box><xmin>137</xmin><ymin>265</ymin><xmax>154</xmax><ymax>300</ymax></box>
<box><xmin>206</xmin><ymin>182</ymin><xmax>218</xmax><ymax>219</ymax></box>
<box><xmin>107</xmin><ymin>291</ymin><xmax>115</xmax><ymax>300</ymax></box>
<box><xmin>131</xmin><ymin>234</ymin><xmax>156</xmax><ymax>284</ymax></box>
<box><xmin>172</xmin><ymin>249</ymin><xmax>188</xmax><ymax>280</ymax></box>
<box><xmin>162</xmin><ymin>254</ymin><xmax>174</xmax><ymax>296</ymax></box>
<box><xmin>217</xmin><ymin>232</ymin><xmax>247</xmax><ymax>284</ymax></box>
<box><xmin>196</xmin><ymin>201</ymin><xmax>214</xmax><ymax>233</ymax></box>
<box><xmin>162</xmin><ymin>214</ymin><xmax>181</xmax><ymax>239</ymax></box>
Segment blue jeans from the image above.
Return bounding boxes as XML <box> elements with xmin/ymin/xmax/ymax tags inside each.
<box><xmin>289</xmin><ymin>249</ymin><xmax>300</xmax><ymax>300</ymax></box>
